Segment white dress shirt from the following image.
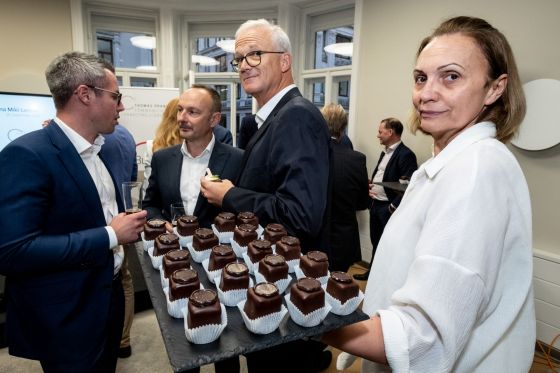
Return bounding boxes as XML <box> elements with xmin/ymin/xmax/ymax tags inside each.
<box><xmin>362</xmin><ymin>122</ymin><xmax>535</xmax><ymax>372</ymax></box>
<box><xmin>255</xmin><ymin>84</ymin><xmax>296</xmax><ymax>128</ymax></box>
<box><xmin>54</xmin><ymin>118</ymin><xmax>122</xmax><ymax>274</ymax></box>
<box><xmin>371</xmin><ymin>141</ymin><xmax>401</xmax><ymax>201</ymax></box>
<box><xmin>180</xmin><ymin>135</ymin><xmax>215</xmax><ymax>215</ymax></box>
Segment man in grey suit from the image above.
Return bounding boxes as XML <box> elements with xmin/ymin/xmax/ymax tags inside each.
<box><xmin>143</xmin><ymin>84</ymin><xmax>243</xmax><ymax>232</ymax></box>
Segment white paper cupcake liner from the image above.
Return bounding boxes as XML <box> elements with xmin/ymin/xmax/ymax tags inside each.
<box><xmin>163</xmin><ymin>284</ymin><xmax>204</xmax><ymax>319</ymax></box>
<box><xmin>237</xmin><ymin>299</ymin><xmax>288</xmax><ymax>334</ymax></box>
<box><xmin>230</xmin><ymin>240</ymin><xmax>248</xmax><ymax>258</ymax></box>
<box><xmin>172</xmin><ymin>227</ymin><xmax>194</xmax><ymax>247</ymax></box>
<box><xmin>284</xmin><ymin>257</ymin><xmax>301</xmax><ymax>273</ymax></box>
<box><xmin>159</xmin><ymin>265</ymin><xmax>169</xmax><ymax>289</ymax></box>
<box><xmin>254</xmin><ymin>266</ymin><xmax>291</xmax><ymax>294</ymax></box>
<box><xmin>215</xmin><ymin>276</ymin><xmax>253</xmax><ymax>307</ymax></box>
<box><xmin>141</xmin><ymin>232</ymin><xmax>155</xmax><ymax>252</ymax></box>
<box><xmin>284</xmin><ymin>294</ymin><xmax>331</xmax><ymax>327</ymax></box>
<box><xmin>211</xmin><ymin>224</ymin><xmax>234</xmax><ymax>244</ymax></box>
<box><xmin>325</xmin><ymin>290</ymin><xmax>365</xmax><ymax>316</ymax></box>
<box><xmin>293</xmin><ymin>265</ymin><xmax>330</xmax><ymax>286</ymax></box>
<box><xmin>201</xmin><ymin>259</ymin><xmax>223</xmax><ymax>284</ymax></box>
<box><xmin>148</xmin><ymin>246</ymin><xmax>164</xmax><ymax>270</ymax></box>
<box><xmin>185</xmin><ymin>242</ymin><xmax>212</xmax><ymax>263</ymax></box>
<box><xmin>183</xmin><ymin>303</ymin><xmax>227</xmax><ymax>344</ymax></box>
<box><xmin>256</xmin><ymin>225</ymin><xmax>264</xmax><ymax>237</ymax></box>
<box><xmin>241</xmin><ymin>252</ymin><xmax>258</xmax><ymax>275</ymax></box>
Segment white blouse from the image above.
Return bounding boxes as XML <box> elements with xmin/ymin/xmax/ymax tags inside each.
<box><xmin>362</xmin><ymin>122</ymin><xmax>536</xmax><ymax>373</ymax></box>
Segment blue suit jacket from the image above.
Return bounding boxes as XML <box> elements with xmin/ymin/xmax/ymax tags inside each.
<box><xmin>101</xmin><ymin>124</ymin><xmax>138</xmax><ymax>184</ymax></box>
<box><xmin>143</xmin><ymin>140</ymin><xmax>243</xmax><ymax>228</ymax></box>
<box><xmin>222</xmin><ymin>88</ymin><xmax>331</xmax><ymax>252</ymax></box>
<box><xmin>213</xmin><ymin>124</ymin><xmax>233</xmax><ymax>145</ymax></box>
<box><xmin>0</xmin><ymin>121</ymin><xmax>122</xmax><ymax>363</ymax></box>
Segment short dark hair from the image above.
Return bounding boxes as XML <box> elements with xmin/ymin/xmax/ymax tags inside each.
<box><xmin>381</xmin><ymin>117</ymin><xmax>403</xmax><ymax>136</ymax></box>
<box><xmin>191</xmin><ymin>84</ymin><xmax>222</xmax><ymax>113</ymax></box>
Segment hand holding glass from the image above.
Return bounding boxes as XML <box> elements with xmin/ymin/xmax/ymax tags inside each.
<box><xmin>122</xmin><ymin>181</ymin><xmax>143</xmax><ymax>214</ymax></box>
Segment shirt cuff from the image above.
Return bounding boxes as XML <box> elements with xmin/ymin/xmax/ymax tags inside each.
<box><xmin>378</xmin><ymin>309</ymin><xmax>410</xmax><ymax>373</ymax></box>
<box><xmin>105</xmin><ymin>226</ymin><xmax>118</xmax><ymax>249</ymax></box>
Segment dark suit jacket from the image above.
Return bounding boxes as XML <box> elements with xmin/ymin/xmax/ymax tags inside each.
<box><xmin>213</xmin><ymin>124</ymin><xmax>233</xmax><ymax>145</ymax></box>
<box><xmin>143</xmin><ymin>140</ymin><xmax>243</xmax><ymax>227</ymax></box>
<box><xmin>0</xmin><ymin>121</ymin><xmax>122</xmax><ymax>363</ymax></box>
<box><xmin>371</xmin><ymin>142</ymin><xmax>417</xmax><ymax>208</ymax></box>
<box><xmin>330</xmin><ymin>140</ymin><xmax>370</xmax><ymax>271</ymax></box>
<box><xmin>222</xmin><ymin>88</ymin><xmax>331</xmax><ymax>252</ymax></box>
<box><xmin>237</xmin><ymin>114</ymin><xmax>258</xmax><ymax>150</ymax></box>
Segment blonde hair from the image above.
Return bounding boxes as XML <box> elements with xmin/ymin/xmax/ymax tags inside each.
<box><xmin>152</xmin><ymin>97</ymin><xmax>182</xmax><ymax>152</ymax></box>
<box><xmin>410</xmin><ymin>16</ymin><xmax>526</xmax><ymax>143</ymax></box>
<box><xmin>321</xmin><ymin>103</ymin><xmax>348</xmax><ymax>139</ymax></box>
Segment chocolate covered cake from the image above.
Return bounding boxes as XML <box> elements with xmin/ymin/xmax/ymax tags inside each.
<box><xmin>243</xmin><ymin>282</ymin><xmax>282</xmax><ymax>320</ymax></box>
<box><xmin>263</xmin><ymin>223</ymin><xmax>287</xmax><ymax>244</ymax></box>
<box><xmin>275</xmin><ymin>236</ymin><xmax>301</xmax><ymax>261</ymax></box>
<box><xmin>163</xmin><ymin>249</ymin><xmax>191</xmax><ymax>279</ymax></box>
<box><xmin>192</xmin><ymin>228</ymin><xmax>219</xmax><ymax>252</ymax></box>
<box><xmin>289</xmin><ymin>277</ymin><xmax>324</xmax><ymax>315</ymax></box>
<box><xmin>236</xmin><ymin>211</ymin><xmax>259</xmax><ymax>227</ymax></box>
<box><xmin>300</xmin><ymin>251</ymin><xmax>329</xmax><ymax>278</ymax></box>
<box><xmin>187</xmin><ymin>289</ymin><xmax>222</xmax><ymax>328</ymax></box>
<box><xmin>258</xmin><ymin>254</ymin><xmax>289</xmax><ymax>283</ymax></box>
<box><xmin>247</xmin><ymin>239</ymin><xmax>273</xmax><ymax>263</ymax></box>
<box><xmin>219</xmin><ymin>262</ymin><xmax>250</xmax><ymax>292</ymax></box>
<box><xmin>169</xmin><ymin>268</ymin><xmax>199</xmax><ymax>302</ymax></box>
<box><xmin>326</xmin><ymin>271</ymin><xmax>359</xmax><ymax>304</ymax></box>
<box><xmin>177</xmin><ymin>215</ymin><xmax>199</xmax><ymax>236</ymax></box>
<box><xmin>214</xmin><ymin>212</ymin><xmax>236</xmax><ymax>232</ymax></box>
<box><xmin>208</xmin><ymin>245</ymin><xmax>236</xmax><ymax>271</ymax></box>
<box><xmin>144</xmin><ymin>218</ymin><xmax>167</xmax><ymax>241</ymax></box>
<box><xmin>154</xmin><ymin>233</ymin><xmax>180</xmax><ymax>256</ymax></box>
<box><xmin>233</xmin><ymin>224</ymin><xmax>258</xmax><ymax>247</ymax></box>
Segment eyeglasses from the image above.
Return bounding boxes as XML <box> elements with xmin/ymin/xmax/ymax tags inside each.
<box><xmin>230</xmin><ymin>50</ymin><xmax>285</xmax><ymax>71</ymax></box>
<box><xmin>86</xmin><ymin>85</ymin><xmax>122</xmax><ymax>105</ymax></box>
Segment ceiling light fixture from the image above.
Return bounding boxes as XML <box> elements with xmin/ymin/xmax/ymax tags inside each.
<box><xmin>216</xmin><ymin>39</ymin><xmax>235</xmax><ymax>53</ymax></box>
<box><xmin>130</xmin><ymin>35</ymin><xmax>156</xmax><ymax>50</ymax></box>
<box><xmin>191</xmin><ymin>55</ymin><xmax>220</xmax><ymax>66</ymax></box>
<box><xmin>324</xmin><ymin>42</ymin><xmax>353</xmax><ymax>57</ymax></box>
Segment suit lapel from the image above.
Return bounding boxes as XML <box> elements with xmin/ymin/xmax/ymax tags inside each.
<box><xmin>98</xmin><ymin>152</ymin><xmax>124</xmax><ymax>211</ymax></box>
<box><xmin>371</xmin><ymin>151</ymin><xmax>385</xmax><ymax>182</ymax></box>
<box><xmin>46</xmin><ymin>122</ymin><xmax>106</xmax><ymax>224</ymax></box>
<box><xmin>169</xmin><ymin>146</ymin><xmax>184</xmax><ymax>205</ymax></box>
<box><xmin>237</xmin><ymin>87</ymin><xmax>302</xmax><ymax>182</ymax></box>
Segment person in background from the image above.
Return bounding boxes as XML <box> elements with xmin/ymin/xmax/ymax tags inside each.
<box><xmin>0</xmin><ymin>52</ymin><xmax>146</xmax><ymax>372</ymax></box>
<box><xmin>213</xmin><ymin>122</ymin><xmax>233</xmax><ymax>145</ymax></box>
<box><xmin>324</xmin><ymin>16</ymin><xmax>536</xmax><ymax>373</ymax></box>
<box><xmin>353</xmin><ymin>117</ymin><xmax>417</xmax><ymax>281</ymax></box>
<box><xmin>142</xmin><ymin>97</ymin><xmax>182</xmax><ymax>194</ymax></box>
<box><xmin>321</xmin><ymin>103</ymin><xmax>370</xmax><ymax>272</ymax></box>
<box><xmin>100</xmin><ymin>123</ymin><xmax>137</xmax><ymax>359</ymax></box>
<box><xmin>200</xmin><ymin>18</ymin><xmax>332</xmax><ymax>372</ymax></box>
<box><xmin>339</xmin><ymin>132</ymin><xmax>354</xmax><ymax>149</ymax></box>
<box><xmin>236</xmin><ymin>113</ymin><xmax>258</xmax><ymax>149</ymax></box>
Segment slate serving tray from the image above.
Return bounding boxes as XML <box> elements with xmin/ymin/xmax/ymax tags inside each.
<box><xmin>136</xmin><ymin>245</ymin><xmax>368</xmax><ymax>372</ymax></box>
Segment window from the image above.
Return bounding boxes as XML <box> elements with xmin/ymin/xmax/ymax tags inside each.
<box><xmin>96</xmin><ymin>30</ymin><xmax>155</xmax><ymax>69</ymax></box>
<box><xmin>314</xmin><ymin>26</ymin><xmax>353</xmax><ymax>69</ymax></box>
<box><xmin>193</xmin><ymin>37</ymin><xmax>234</xmax><ymax>73</ymax></box>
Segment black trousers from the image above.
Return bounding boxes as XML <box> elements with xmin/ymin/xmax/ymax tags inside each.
<box><xmin>245</xmin><ymin>340</ymin><xmax>326</xmax><ymax>373</ymax></box>
<box><xmin>366</xmin><ymin>200</ymin><xmax>392</xmax><ymax>270</ymax></box>
<box><xmin>41</xmin><ymin>275</ymin><xmax>125</xmax><ymax>373</ymax></box>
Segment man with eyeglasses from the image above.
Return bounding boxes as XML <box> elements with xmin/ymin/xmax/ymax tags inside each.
<box><xmin>201</xmin><ymin>19</ymin><xmax>332</xmax><ymax>372</ymax></box>
<box><xmin>0</xmin><ymin>52</ymin><xmax>147</xmax><ymax>373</ymax></box>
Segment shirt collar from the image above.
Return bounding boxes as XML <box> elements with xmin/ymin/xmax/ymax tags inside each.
<box><xmin>181</xmin><ymin>133</ymin><xmax>216</xmax><ymax>159</ymax></box>
<box><xmin>255</xmin><ymin>84</ymin><xmax>297</xmax><ymax>128</ymax></box>
<box><xmin>384</xmin><ymin>141</ymin><xmax>401</xmax><ymax>154</ymax></box>
<box><xmin>422</xmin><ymin>122</ymin><xmax>496</xmax><ymax>179</ymax></box>
<box><xmin>54</xmin><ymin>117</ymin><xmax>105</xmax><ymax>157</ymax></box>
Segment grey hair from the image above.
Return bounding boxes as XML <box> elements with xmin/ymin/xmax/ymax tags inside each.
<box><xmin>45</xmin><ymin>52</ymin><xmax>108</xmax><ymax>110</ymax></box>
<box><xmin>235</xmin><ymin>19</ymin><xmax>291</xmax><ymax>54</ymax></box>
